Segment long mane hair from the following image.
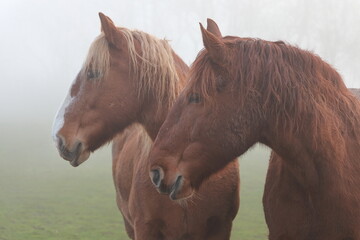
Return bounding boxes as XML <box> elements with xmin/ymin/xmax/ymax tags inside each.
<box><xmin>188</xmin><ymin>37</ymin><xmax>360</xmax><ymax>160</ymax></box>
<box><xmin>82</xmin><ymin>28</ymin><xmax>182</xmax><ymax>110</ymax></box>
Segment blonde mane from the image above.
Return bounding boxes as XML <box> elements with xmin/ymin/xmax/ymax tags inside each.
<box><xmin>82</xmin><ymin>29</ymin><xmax>182</xmax><ymax>110</ymax></box>
<box><xmin>82</xmin><ymin>33</ymin><xmax>110</xmax><ymax>78</ymax></box>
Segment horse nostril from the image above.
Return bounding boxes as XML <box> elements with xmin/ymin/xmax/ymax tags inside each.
<box><xmin>151</xmin><ymin>169</ymin><xmax>162</xmax><ymax>187</ymax></box>
<box><xmin>173</xmin><ymin>175</ymin><xmax>183</xmax><ymax>192</ymax></box>
<box><xmin>55</xmin><ymin>135</ymin><xmax>84</xmax><ymax>163</ymax></box>
<box><xmin>169</xmin><ymin>175</ymin><xmax>183</xmax><ymax>200</ymax></box>
<box><xmin>56</xmin><ymin>135</ymin><xmax>65</xmax><ymax>151</ymax></box>
<box><xmin>174</xmin><ymin>175</ymin><xmax>183</xmax><ymax>189</ymax></box>
<box><xmin>74</xmin><ymin>141</ymin><xmax>82</xmax><ymax>153</ymax></box>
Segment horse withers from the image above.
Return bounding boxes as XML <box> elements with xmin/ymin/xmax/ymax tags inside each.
<box><xmin>148</xmin><ymin>19</ymin><xmax>360</xmax><ymax>240</ymax></box>
<box><xmin>52</xmin><ymin>13</ymin><xmax>239</xmax><ymax>240</ymax></box>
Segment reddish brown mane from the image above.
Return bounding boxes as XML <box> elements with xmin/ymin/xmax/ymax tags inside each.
<box><xmin>148</xmin><ymin>20</ymin><xmax>360</xmax><ymax>240</ymax></box>
<box><xmin>188</xmin><ymin>38</ymin><xmax>360</xmax><ymax>160</ymax></box>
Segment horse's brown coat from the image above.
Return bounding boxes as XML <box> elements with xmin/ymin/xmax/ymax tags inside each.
<box><xmin>264</xmin><ymin>88</ymin><xmax>360</xmax><ymax>240</ymax></box>
<box><xmin>149</xmin><ymin>20</ymin><xmax>360</xmax><ymax>240</ymax></box>
<box><xmin>113</xmin><ymin>125</ymin><xmax>239</xmax><ymax>239</ymax></box>
<box><xmin>53</xmin><ymin>14</ymin><xmax>239</xmax><ymax>240</ymax></box>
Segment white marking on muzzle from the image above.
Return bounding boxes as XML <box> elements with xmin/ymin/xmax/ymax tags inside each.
<box><xmin>52</xmin><ymin>91</ymin><xmax>74</xmax><ymax>142</ymax></box>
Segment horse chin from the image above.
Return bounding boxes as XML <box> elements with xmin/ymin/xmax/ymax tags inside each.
<box><xmin>69</xmin><ymin>150</ymin><xmax>90</xmax><ymax>167</ymax></box>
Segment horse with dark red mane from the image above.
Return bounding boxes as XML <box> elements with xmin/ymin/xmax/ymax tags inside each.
<box><xmin>148</xmin><ymin>19</ymin><xmax>360</xmax><ymax>240</ymax></box>
<box><xmin>52</xmin><ymin>14</ymin><xmax>239</xmax><ymax>240</ymax></box>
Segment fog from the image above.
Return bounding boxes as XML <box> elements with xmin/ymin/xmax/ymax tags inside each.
<box><xmin>1</xmin><ymin>0</ymin><xmax>359</xmax><ymax>125</ymax></box>
<box><xmin>1</xmin><ymin>1</ymin><xmax>359</xmax><ymax>238</ymax></box>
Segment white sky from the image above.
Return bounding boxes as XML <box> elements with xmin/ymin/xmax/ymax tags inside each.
<box><xmin>1</xmin><ymin>0</ymin><xmax>359</xmax><ymax>124</ymax></box>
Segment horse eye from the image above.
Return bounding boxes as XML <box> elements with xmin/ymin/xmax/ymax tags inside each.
<box><xmin>87</xmin><ymin>70</ymin><xmax>101</xmax><ymax>79</ymax></box>
<box><xmin>189</xmin><ymin>93</ymin><xmax>201</xmax><ymax>103</ymax></box>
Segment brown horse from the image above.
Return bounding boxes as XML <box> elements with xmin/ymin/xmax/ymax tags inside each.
<box><xmin>264</xmin><ymin>88</ymin><xmax>360</xmax><ymax>240</ymax></box>
<box><xmin>52</xmin><ymin>13</ymin><xmax>239</xmax><ymax>240</ymax></box>
<box><xmin>148</xmin><ymin>19</ymin><xmax>360</xmax><ymax>240</ymax></box>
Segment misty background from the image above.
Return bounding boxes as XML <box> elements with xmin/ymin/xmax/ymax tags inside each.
<box><xmin>0</xmin><ymin>0</ymin><xmax>359</xmax><ymax>239</ymax></box>
<box><xmin>0</xmin><ymin>0</ymin><xmax>359</xmax><ymax>125</ymax></box>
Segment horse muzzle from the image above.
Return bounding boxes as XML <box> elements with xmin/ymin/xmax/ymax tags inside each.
<box><xmin>150</xmin><ymin>167</ymin><xmax>193</xmax><ymax>200</ymax></box>
<box><xmin>55</xmin><ymin>135</ymin><xmax>90</xmax><ymax>167</ymax></box>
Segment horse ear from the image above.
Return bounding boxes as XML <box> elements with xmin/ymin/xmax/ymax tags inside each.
<box><xmin>98</xmin><ymin>12</ymin><xmax>122</xmax><ymax>47</ymax></box>
<box><xmin>206</xmin><ymin>18</ymin><xmax>222</xmax><ymax>38</ymax></box>
<box><xmin>200</xmin><ymin>23</ymin><xmax>227</xmax><ymax>65</ymax></box>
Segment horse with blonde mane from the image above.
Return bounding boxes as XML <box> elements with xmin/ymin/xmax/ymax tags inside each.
<box><xmin>52</xmin><ymin>13</ymin><xmax>239</xmax><ymax>240</ymax></box>
<box><xmin>148</xmin><ymin>19</ymin><xmax>360</xmax><ymax>240</ymax></box>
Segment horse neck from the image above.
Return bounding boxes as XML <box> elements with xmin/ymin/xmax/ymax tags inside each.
<box><xmin>263</xmin><ymin>104</ymin><xmax>360</xmax><ymax>195</ymax></box>
<box><xmin>140</xmin><ymin>52</ymin><xmax>189</xmax><ymax>141</ymax></box>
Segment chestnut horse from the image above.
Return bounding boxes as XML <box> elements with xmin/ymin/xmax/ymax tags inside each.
<box><xmin>52</xmin><ymin>13</ymin><xmax>239</xmax><ymax>240</ymax></box>
<box><xmin>264</xmin><ymin>87</ymin><xmax>360</xmax><ymax>240</ymax></box>
<box><xmin>263</xmin><ymin>86</ymin><xmax>360</xmax><ymax>239</ymax></box>
<box><xmin>148</xmin><ymin>20</ymin><xmax>360</xmax><ymax>240</ymax></box>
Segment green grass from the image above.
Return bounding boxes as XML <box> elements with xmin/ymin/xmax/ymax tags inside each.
<box><xmin>0</xmin><ymin>121</ymin><xmax>269</xmax><ymax>240</ymax></box>
<box><xmin>234</xmin><ymin>146</ymin><xmax>270</xmax><ymax>239</ymax></box>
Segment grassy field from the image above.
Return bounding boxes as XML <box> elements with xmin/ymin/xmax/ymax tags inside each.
<box><xmin>0</xmin><ymin>121</ymin><xmax>270</xmax><ymax>240</ymax></box>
